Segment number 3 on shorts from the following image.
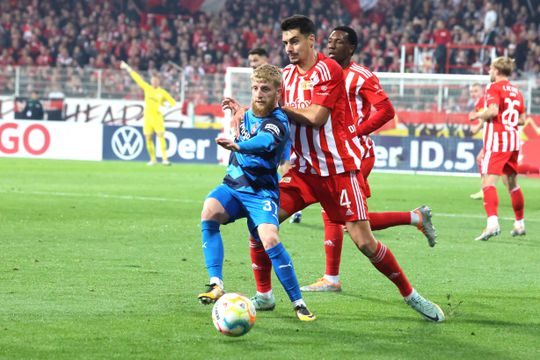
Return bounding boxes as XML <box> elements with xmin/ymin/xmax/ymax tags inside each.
<box><xmin>263</xmin><ymin>201</ymin><xmax>273</xmax><ymax>211</ymax></box>
<box><xmin>340</xmin><ymin>189</ymin><xmax>351</xmax><ymax>208</ymax></box>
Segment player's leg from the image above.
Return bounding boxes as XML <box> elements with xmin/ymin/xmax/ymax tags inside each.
<box><xmin>143</xmin><ymin>118</ymin><xmax>157</xmax><ymax>165</ymax></box>
<box><xmin>300</xmin><ymin>209</ymin><xmax>343</xmax><ymax>292</ymax></box>
<box><xmin>360</xmin><ymin>155</ymin><xmax>437</xmax><ymax>246</ymax></box>
<box><xmin>249</xmin><ymin>169</ymin><xmax>314</xmax><ymax>310</ymax></box>
<box><xmin>198</xmin><ymin>185</ymin><xmax>242</xmax><ymax>304</ymax></box>
<box><xmin>154</xmin><ymin>119</ymin><xmax>170</xmax><ymax>165</ymax></box>
<box><xmin>245</xmin><ymin>193</ymin><xmax>315</xmax><ymax>321</ymax></box>
<box><xmin>369</xmin><ymin>207</ymin><xmax>437</xmax><ymax>247</ymax></box>
<box><xmin>470</xmin><ymin>149</ymin><xmax>484</xmax><ymax>199</ymax></box>
<box><xmin>476</xmin><ymin>150</ymin><xmax>506</xmax><ymax>240</ymax></box>
<box><xmin>256</xmin><ymin>223</ymin><xmax>315</xmax><ymax>321</ymax></box>
<box><xmin>504</xmin><ymin>152</ymin><xmax>526</xmax><ymax>236</ymax></box>
<box><xmin>325</xmin><ymin>171</ymin><xmax>444</xmax><ymax>322</ymax></box>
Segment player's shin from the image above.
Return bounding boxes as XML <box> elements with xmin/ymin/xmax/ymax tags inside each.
<box><xmin>322</xmin><ymin>210</ymin><xmax>343</xmax><ymax>278</ymax></box>
<box><xmin>266</xmin><ymin>242</ymin><xmax>302</xmax><ymax>302</ymax></box>
<box><xmin>510</xmin><ymin>186</ymin><xmax>524</xmax><ymax>220</ymax></box>
<box><xmin>201</xmin><ymin>220</ymin><xmax>224</xmax><ymax>283</ymax></box>
<box><xmin>369</xmin><ymin>241</ymin><xmax>413</xmax><ymax>297</ymax></box>
<box><xmin>146</xmin><ymin>137</ymin><xmax>156</xmax><ymax>162</ymax></box>
<box><xmin>482</xmin><ymin>185</ymin><xmax>499</xmax><ymax>218</ymax></box>
<box><xmin>249</xmin><ymin>237</ymin><xmax>272</xmax><ymax>293</ymax></box>
<box><xmin>158</xmin><ymin>135</ymin><xmax>168</xmax><ymax>161</ymax></box>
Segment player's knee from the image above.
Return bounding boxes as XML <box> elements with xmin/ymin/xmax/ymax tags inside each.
<box><xmin>346</xmin><ymin>222</ymin><xmax>377</xmax><ymax>254</ymax></box>
<box><xmin>260</xmin><ymin>233</ymin><xmax>280</xmax><ymax>249</ymax></box>
<box><xmin>201</xmin><ymin>205</ymin><xmax>224</xmax><ymax>223</ymax></box>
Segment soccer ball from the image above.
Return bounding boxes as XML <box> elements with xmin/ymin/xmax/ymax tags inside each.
<box><xmin>212</xmin><ymin>293</ymin><xmax>256</xmax><ymax>337</ymax></box>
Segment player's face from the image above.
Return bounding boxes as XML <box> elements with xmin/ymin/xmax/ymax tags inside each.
<box><xmin>327</xmin><ymin>30</ymin><xmax>352</xmax><ymax>65</ymax></box>
<box><xmin>251</xmin><ymin>79</ymin><xmax>280</xmax><ymax>117</ymax></box>
<box><xmin>282</xmin><ymin>29</ymin><xmax>314</xmax><ymax>65</ymax></box>
<box><xmin>488</xmin><ymin>65</ymin><xmax>497</xmax><ymax>82</ymax></box>
<box><xmin>151</xmin><ymin>76</ymin><xmax>160</xmax><ymax>87</ymax></box>
<box><xmin>248</xmin><ymin>54</ymin><xmax>268</xmax><ymax>69</ymax></box>
<box><xmin>469</xmin><ymin>86</ymin><xmax>481</xmax><ymax>99</ymax></box>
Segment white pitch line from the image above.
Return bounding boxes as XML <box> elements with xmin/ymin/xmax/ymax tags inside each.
<box><xmin>0</xmin><ymin>189</ymin><xmax>198</xmax><ymax>203</ymax></box>
<box><xmin>1</xmin><ymin>189</ymin><xmax>538</xmax><ymax>223</ymax></box>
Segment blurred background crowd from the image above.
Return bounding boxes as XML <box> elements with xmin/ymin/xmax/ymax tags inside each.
<box><xmin>0</xmin><ymin>0</ymin><xmax>539</xmax><ymax>106</ymax></box>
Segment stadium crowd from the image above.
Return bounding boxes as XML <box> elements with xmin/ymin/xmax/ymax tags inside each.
<box><xmin>0</xmin><ymin>0</ymin><xmax>539</xmax><ymax>101</ymax></box>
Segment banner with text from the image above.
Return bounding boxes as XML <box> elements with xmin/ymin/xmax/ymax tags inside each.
<box><xmin>0</xmin><ymin>120</ymin><xmax>103</xmax><ymax>160</ymax></box>
<box><xmin>372</xmin><ymin>135</ymin><xmax>483</xmax><ymax>174</ymax></box>
<box><xmin>102</xmin><ymin>125</ymin><xmax>220</xmax><ymax>164</ymax></box>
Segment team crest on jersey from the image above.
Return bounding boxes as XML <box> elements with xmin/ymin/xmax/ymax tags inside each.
<box><xmin>280</xmin><ymin>176</ymin><xmax>292</xmax><ymax>183</ymax></box>
<box><xmin>301</xmin><ymin>80</ymin><xmax>312</xmax><ymax>90</ymax></box>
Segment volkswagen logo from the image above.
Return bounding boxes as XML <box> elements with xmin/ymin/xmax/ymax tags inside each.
<box><xmin>111</xmin><ymin>126</ymin><xmax>144</xmax><ymax>160</ymax></box>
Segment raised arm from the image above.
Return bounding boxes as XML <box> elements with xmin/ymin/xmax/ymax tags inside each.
<box><xmin>121</xmin><ymin>61</ymin><xmax>150</xmax><ymax>91</ymax></box>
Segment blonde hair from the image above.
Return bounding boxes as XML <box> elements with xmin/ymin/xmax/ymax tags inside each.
<box><xmin>491</xmin><ymin>57</ymin><xmax>515</xmax><ymax>77</ymax></box>
<box><xmin>251</xmin><ymin>64</ymin><xmax>282</xmax><ymax>88</ymax></box>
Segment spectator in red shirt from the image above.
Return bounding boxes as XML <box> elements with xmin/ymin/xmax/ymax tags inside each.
<box><xmin>432</xmin><ymin>20</ymin><xmax>452</xmax><ymax>73</ymax></box>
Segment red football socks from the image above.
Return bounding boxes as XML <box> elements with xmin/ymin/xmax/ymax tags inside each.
<box><xmin>249</xmin><ymin>237</ymin><xmax>272</xmax><ymax>293</ymax></box>
<box><xmin>510</xmin><ymin>187</ymin><xmax>525</xmax><ymax>220</ymax></box>
<box><xmin>369</xmin><ymin>242</ymin><xmax>413</xmax><ymax>297</ymax></box>
<box><xmin>482</xmin><ymin>185</ymin><xmax>499</xmax><ymax>217</ymax></box>
<box><xmin>321</xmin><ymin>211</ymin><xmax>344</xmax><ymax>276</ymax></box>
<box><xmin>369</xmin><ymin>212</ymin><xmax>411</xmax><ymax>230</ymax></box>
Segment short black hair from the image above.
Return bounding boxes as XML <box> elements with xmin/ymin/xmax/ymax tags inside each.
<box><xmin>248</xmin><ymin>48</ymin><xmax>268</xmax><ymax>57</ymax></box>
<box><xmin>332</xmin><ymin>26</ymin><xmax>358</xmax><ymax>53</ymax></box>
<box><xmin>281</xmin><ymin>15</ymin><xmax>315</xmax><ymax>36</ymax></box>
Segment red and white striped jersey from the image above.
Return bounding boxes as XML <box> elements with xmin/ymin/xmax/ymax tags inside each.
<box><xmin>483</xmin><ymin>80</ymin><xmax>525</xmax><ymax>152</ymax></box>
<box><xmin>473</xmin><ymin>96</ymin><xmax>485</xmax><ymax>112</ymax></box>
<box><xmin>343</xmin><ymin>62</ymin><xmax>388</xmax><ymax>159</ymax></box>
<box><xmin>282</xmin><ymin>52</ymin><xmax>362</xmax><ymax>176</ymax></box>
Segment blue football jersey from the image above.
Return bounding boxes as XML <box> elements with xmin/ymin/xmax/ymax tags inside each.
<box><xmin>223</xmin><ymin>108</ymin><xmax>289</xmax><ymax>199</ymax></box>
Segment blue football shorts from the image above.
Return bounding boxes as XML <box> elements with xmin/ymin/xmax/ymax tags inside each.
<box><xmin>206</xmin><ymin>184</ymin><xmax>280</xmax><ymax>241</ymax></box>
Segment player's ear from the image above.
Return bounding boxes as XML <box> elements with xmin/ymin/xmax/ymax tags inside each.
<box><xmin>308</xmin><ymin>34</ymin><xmax>315</xmax><ymax>49</ymax></box>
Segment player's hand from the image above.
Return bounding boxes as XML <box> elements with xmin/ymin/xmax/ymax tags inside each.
<box><xmin>221</xmin><ymin>97</ymin><xmax>241</xmax><ymax>114</ymax></box>
<box><xmin>230</xmin><ymin>108</ymin><xmax>247</xmax><ymax>139</ymax></box>
<box><xmin>120</xmin><ymin>61</ymin><xmax>130</xmax><ymax>71</ymax></box>
<box><xmin>468</xmin><ymin>111</ymin><xmax>478</xmax><ymax>121</ymax></box>
<box><xmin>215</xmin><ymin>136</ymin><xmax>240</xmax><ymax>152</ymax></box>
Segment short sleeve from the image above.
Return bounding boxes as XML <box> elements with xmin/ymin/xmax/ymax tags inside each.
<box><xmin>310</xmin><ymin>59</ymin><xmax>343</xmax><ymax>109</ymax></box>
<box><xmin>358</xmin><ymin>75</ymin><xmax>388</xmax><ymax>105</ymax></box>
<box><xmin>485</xmin><ymin>83</ymin><xmax>500</xmax><ymax>107</ymax></box>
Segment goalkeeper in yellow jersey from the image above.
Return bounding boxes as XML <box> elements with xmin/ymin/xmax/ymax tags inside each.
<box><xmin>121</xmin><ymin>61</ymin><xmax>177</xmax><ymax>166</ymax></box>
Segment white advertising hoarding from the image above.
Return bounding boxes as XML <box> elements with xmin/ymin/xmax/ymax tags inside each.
<box><xmin>0</xmin><ymin>120</ymin><xmax>103</xmax><ymax>161</ymax></box>
<box><xmin>0</xmin><ymin>96</ymin><xmax>192</xmax><ymax>127</ymax></box>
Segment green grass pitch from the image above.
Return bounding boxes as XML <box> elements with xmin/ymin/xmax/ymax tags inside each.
<box><xmin>1</xmin><ymin>158</ymin><xmax>539</xmax><ymax>359</ymax></box>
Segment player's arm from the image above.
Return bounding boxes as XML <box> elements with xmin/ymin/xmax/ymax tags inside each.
<box><xmin>162</xmin><ymin>90</ymin><xmax>177</xmax><ymax>108</ymax></box>
<box><xmin>356</xmin><ymin>76</ymin><xmax>395</xmax><ymax>135</ymax></box>
<box><xmin>470</xmin><ymin>103</ymin><xmax>498</xmax><ymax>121</ymax></box>
<box><xmin>518</xmin><ymin>113</ymin><xmax>526</xmax><ymax>125</ymax></box>
<box><xmin>282</xmin><ymin>104</ymin><xmax>330</xmax><ymax>128</ymax></box>
<box><xmin>121</xmin><ymin>61</ymin><xmax>150</xmax><ymax>90</ymax></box>
<box><xmin>217</xmin><ymin>118</ymin><xmax>287</xmax><ymax>153</ymax></box>
<box><xmin>356</xmin><ymin>98</ymin><xmax>395</xmax><ymax>136</ymax></box>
